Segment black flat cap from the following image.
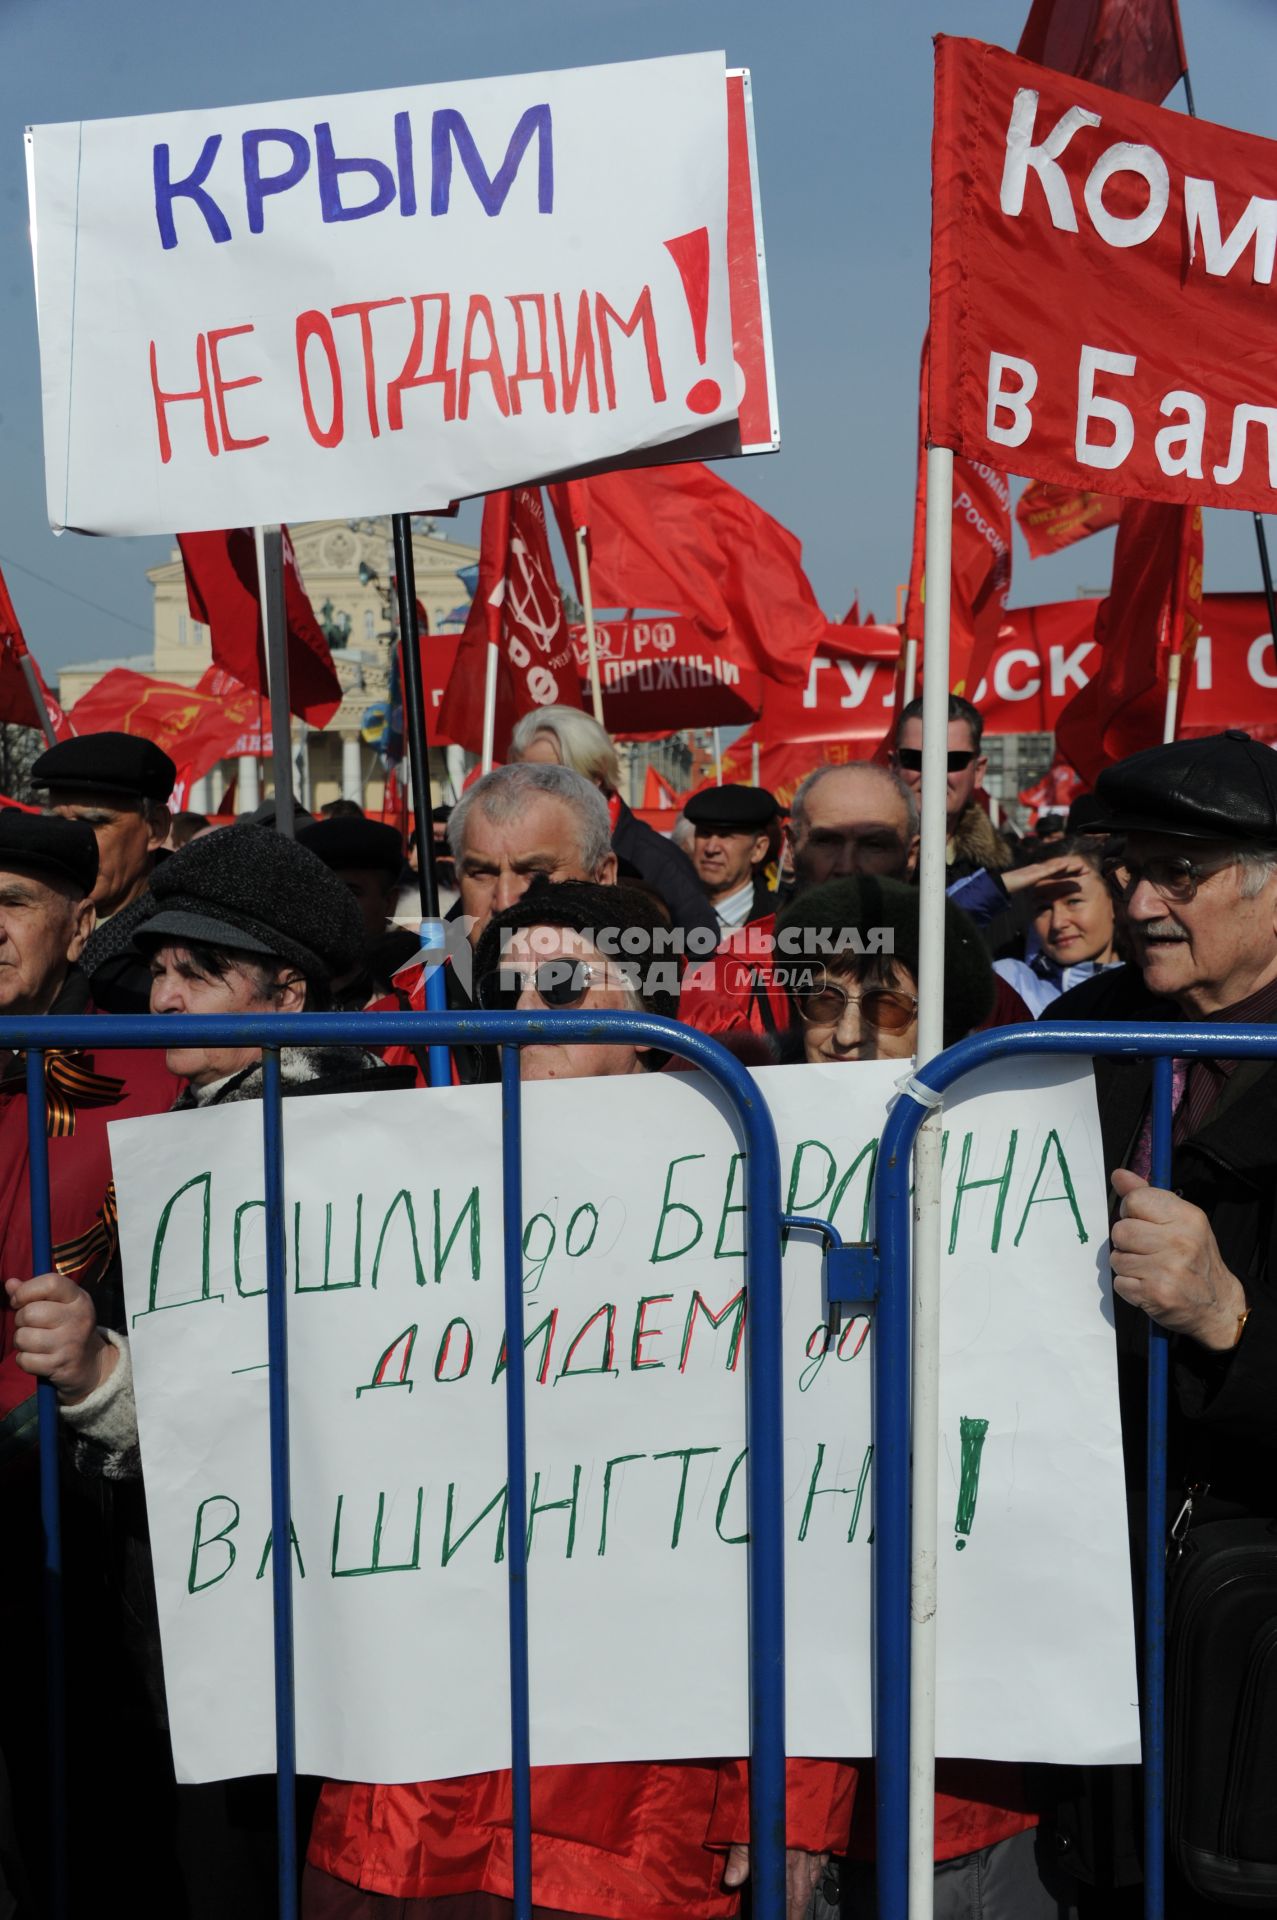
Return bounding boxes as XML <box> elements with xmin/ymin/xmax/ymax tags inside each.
<box><xmin>244</xmin><ymin>799</ymin><xmax>314</xmax><ymax>829</ymax></box>
<box><xmin>0</xmin><ymin>809</ymin><xmax>98</xmax><ymax>894</ymax></box>
<box><xmin>33</xmin><ymin>733</ymin><xmax>176</xmax><ymax>803</ymax></box>
<box><xmin>683</xmin><ymin>784</ymin><xmax>779</xmax><ymax>830</ymax></box>
<box><xmin>298</xmin><ymin>818</ymin><xmax>403</xmax><ymax>878</ymax></box>
<box><xmin>1095</xmin><ymin>731</ymin><xmax>1277</xmax><ymax>842</ymax></box>
<box><xmin>133</xmin><ymin>824</ymin><xmax>364</xmax><ymax>983</ymax></box>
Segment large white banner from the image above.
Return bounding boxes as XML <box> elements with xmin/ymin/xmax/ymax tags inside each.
<box><xmin>27</xmin><ymin>54</ymin><xmax>741</xmax><ymax>535</ymax></box>
<box><xmin>109</xmin><ymin>1059</ymin><xmax>1140</xmax><ymax>1785</ymax></box>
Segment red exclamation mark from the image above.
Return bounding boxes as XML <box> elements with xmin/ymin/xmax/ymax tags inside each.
<box><xmin>665</xmin><ymin>228</ymin><xmax>722</xmax><ymax>415</ymax></box>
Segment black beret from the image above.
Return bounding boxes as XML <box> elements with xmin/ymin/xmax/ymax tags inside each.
<box><xmin>298</xmin><ymin>817</ymin><xmax>404</xmax><ymax>878</ymax></box>
<box><xmin>33</xmin><ymin>732</ymin><xmax>176</xmax><ymax>803</ymax></box>
<box><xmin>244</xmin><ymin>799</ymin><xmax>314</xmax><ymax>829</ymax></box>
<box><xmin>1095</xmin><ymin>730</ymin><xmax>1277</xmax><ymax>842</ymax></box>
<box><xmin>474</xmin><ymin>877</ymin><xmax>679</xmax><ymax>1021</ymax></box>
<box><xmin>1065</xmin><ymin>792</ymin><xmax>1105</xmax><ymax>835</ymax></box>
<box><xmin>133</xmin><ymin>824</ymin><xmax>364</xmax><ymax>983</ymax></box>
<box><xmin>775</xmin><ymin>875</ymin><xmax>994</xmax><ymax>1040</ymax></box>
<box><xmin>0</xmin><ymin>809</ymin><xmax>98</xmax><ymax>894</ymax></box>
<box><xmin>683</xmin><ymin>784</ymin><xmax>779</xmax><ymax>830</ymax></box>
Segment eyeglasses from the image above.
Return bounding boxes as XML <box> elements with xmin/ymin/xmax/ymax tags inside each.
<box><xmin>894</xmin><ymin>748</ymin><xmax>978</xmax><ymax>773</ymax></box>
<box><xmin>479</xmin><ymin>959</ymin><xmax>601</xmax><ymax>1012</ymax></box>
<box><xmin>1101</xmin><ymin>852</ymin><xmax>1236</xmax><ymax>905</ymax></box>
<box><xmin>795</xmin><ymin>974</ymin><xmax>919</xmax><ymax>1033</ymax></box>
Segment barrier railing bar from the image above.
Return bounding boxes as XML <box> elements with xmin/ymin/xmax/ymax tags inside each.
<box><xmin>11</xmin><ymin>1010</ymin><xmax>790</xmax><ymax>1916</ymax></box>
<box><xmin>27</xmin><ymin>1046</ymin><xmax>67</xmax><ymax>1920</ymax></box>
<box><xmin>262</xmin><ymin>1046</ymin><xmax>299</xmax><ymax>1920</ymax></box>
<box><xmin>500</xmin><ymin>1044</ymin><xmax>534</xmax><ymax>1920</ymax></box>
<box><xmin>1144</xmin><ymin>1054</ymin><xmax>1174</xmax><ymax>1920</ymax></box>
<box><xmin>873</xmin><ymin>1121</ymin><xmax>913</xmax><ymax>1920</ymax></box>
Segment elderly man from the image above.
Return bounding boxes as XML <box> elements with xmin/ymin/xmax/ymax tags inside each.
<box><xmin>0</xmin><ymin>809</ymin><xmax>176</xmax><ymax>1457</ymax></box>
<box><xmin>298</xmin><ymin>815</ymin><xmax>420</xmax><ymax>1005</ymax></box>
<box><xmin>381</xmin><ymin>764</ymin><xmax>620</xmax><ymax>1083</ymax></box>
<box><xmin>683</xmin><ymin>784</ymin><xmax>781</xmax><ymax>932</ymax></box>
<box><xmin>1044</xmin><ymin>730</ymin><xmax>1277</xmax><ymax>1909</ymax></box>
<box><xmin>33</xmin><ymin>733</ymin><xmax>177</xmax><ymax>1012</ymax></box>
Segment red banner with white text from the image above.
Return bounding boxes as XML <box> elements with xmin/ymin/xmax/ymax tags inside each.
<box><xmin>929</xmin><ymin>38</ymin><xmax>1277</xmax><ymax>514</ymax></box>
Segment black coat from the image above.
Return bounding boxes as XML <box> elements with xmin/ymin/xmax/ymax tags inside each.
<box><xmin>610</xmin><ymin>799</ymin><xmax>719</xmax><ymax>944</ymax></box>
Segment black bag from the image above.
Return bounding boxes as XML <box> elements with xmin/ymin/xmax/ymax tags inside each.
<box><xmin>1168</xmin><ymin>1517</ymin><xmax>1277</xmax><ymax>1907</ymax></box>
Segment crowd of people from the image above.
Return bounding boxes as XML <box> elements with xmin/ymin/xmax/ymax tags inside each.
<box><xmin>0</xmin><ymin>701</ymin><xmax>1273</xmax><ymax>1920</ymax></box>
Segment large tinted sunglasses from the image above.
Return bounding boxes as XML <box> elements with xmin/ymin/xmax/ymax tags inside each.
<box><xmin>895</xmin><ymin>748</ymin><xmax>978</xmax><ymax>773</ymax></box>
<box><xmin>795</xmin><ymin>973</ymin><xmax>919</xmax><ymax>1033</ymax></box>
<box><xmin>479</xmin><ymin>959</ymin><xmax>600</xmax><ymax>1012</ymax></box>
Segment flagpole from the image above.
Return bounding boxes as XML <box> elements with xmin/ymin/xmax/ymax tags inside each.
<box><xmin>712</xmin><ymin>728</ymin><xmax>723</xmax><ymax>785</ymax></box>
<box><xmin>575</xmin><ymin>526</ymin><xmax>605</xmax><ymax>726</ymax></box>
<box><xmin>390</xmin><ymin>512</ymin><xmax>450</xmax><ymax>1088</ymax></box>
<box><xmin>751</xmin><ymin>738</ymin><xmax>760</xmax><ymax>786</ymax></box>
<box><xmin>907</xmin><ymin>443</ymin><xmax>954</xmax><ymax>1920</ymax></box>
<box><xmin>1162</xmin><ymin>649</ymin><xmax>1183</xmax><ymax>744</ymax></box>
<box><xmin>481</xmin><ymin>643</ymin><xmax>500</xmax><ymax>776</ymax></box>
<box><xmin>1178</xmin><ymin>61</ymin><xmax>1277</xmax><ymax>651</ymax></box>
<box><xmin>254</xmin><ymin>525</ymin><xmax>294</xmax><ymax>838</ymax></box>
<box><xmin>18</xmin><ymin>657</ymin><xmax>56</xmax><ymax>746</ymax></box>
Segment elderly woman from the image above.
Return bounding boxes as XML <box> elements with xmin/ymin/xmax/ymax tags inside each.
<box><xmin>775</xmin><ymin>875</ymin><xmax>995</xmax><ymax>1064</ymax></box>
<box><xmin>509</xmin><ymin>705</ymin><xmax>718</xmax><ymax>946</ymax></box>
<box><xmin>6</xmin><ymin>824</ymin><xmax>415</xmax><ymax>1919</ymax></box>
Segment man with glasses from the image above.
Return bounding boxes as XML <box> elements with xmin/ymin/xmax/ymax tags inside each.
<box><xmin>892</xmin><ymin>692</ymin><xmax>1012</xmax><ymax>885</ymax></box>
<box><xmin>1043</xmin><ymin>730</ymin><xmax>1277</xmax><ymax>1910</ymax></box>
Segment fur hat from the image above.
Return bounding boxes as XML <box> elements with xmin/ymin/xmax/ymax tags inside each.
<box><xmin>133</xmin><ymin>824</ymin><xmax>364</xmax><ymax>983</ymax></box>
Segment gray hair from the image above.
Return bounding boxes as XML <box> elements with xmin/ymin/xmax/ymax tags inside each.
<box><xmin>1236</xmin><ymin>844</ymin><xmax>1277</xmax><ymax>897</ymax></box>
<box><xmin>448</xmin><ymin>763</ymin><xmax>614</xmax><ymax>875</ymax></box>
<box><xmin>789</xmin><ymin>762</ymin><xmax>919</xmax><ymax>840</ymax></box>
<box><xmin>508</xmin><ymin>705</ymin><xmax>621</xmax><ymax>792</ymax></box>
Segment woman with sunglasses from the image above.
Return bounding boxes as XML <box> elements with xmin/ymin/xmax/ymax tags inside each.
<box><xmin>774</xmin><ymin>876</ymin><xmax>995</xmax><ymax>1065</ymax></box>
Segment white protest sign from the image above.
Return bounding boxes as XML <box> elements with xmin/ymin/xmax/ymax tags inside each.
<box><xmin>27</xmin><ymin>54</ymin><xmax>741</xmax><ymax>536</ymax></box>
<box><xmin>109</xmin><ymin>1059</ymin><xmax>1140</xmax><ymax>1785</ymax></box>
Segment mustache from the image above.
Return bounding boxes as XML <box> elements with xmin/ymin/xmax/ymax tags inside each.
<box><xmin>1137</xmin><ymin>918</ymin><xmax>1190</xmax><ymax>943</ymax></box>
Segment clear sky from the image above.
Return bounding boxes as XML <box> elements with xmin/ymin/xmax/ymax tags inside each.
<box><xmin>1</xmin><ymin>0</ymin><xmax>1274</xmax><ymax>679</ymax></box>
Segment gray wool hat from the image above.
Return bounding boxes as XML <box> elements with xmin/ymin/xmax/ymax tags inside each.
<box><xmin>132</xmin><ymin>824</ymin><xmax>365</xmax><ymax>983</ymax></box>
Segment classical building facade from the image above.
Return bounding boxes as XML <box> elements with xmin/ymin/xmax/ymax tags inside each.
<box><xmin>58</xmin><ymin>517</ymin><xmax>479</xmax><ymax>814</ymax></box>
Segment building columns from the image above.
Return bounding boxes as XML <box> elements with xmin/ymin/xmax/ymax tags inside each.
<box><xmin>341</xmin><ymin>733</ymin><xmax>363</xmax><ymax>804</ymax></box>
<box><xmin>188</xmin><ymin>775</ymin><xmax>211</xmax><ymax>813</ymax></box>
<box><xmin>238</xmin><ymin>754</ymin><xmax>260</xmax><ymax>812</ymax></box>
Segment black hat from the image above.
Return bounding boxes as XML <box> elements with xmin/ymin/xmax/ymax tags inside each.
<box><xmin>1065</xmin><ymin>792</ymin><xmax>1105</xmax><ymax>835</ymax></box>
<box><xmin>298</xmin><ymin>817</ymin><xmax>404</xmax><ymax>878</ymax></box>
<box><xmin>133</xmin><ymin>824</ymin><xmax>364</xmax><ymax>983</ymax></box>
<box><xmin>473</xmin><ymin>877</ymin><xmax>680</xmax><ymax>1021</ymax></box>
<box><xmin>33</xmin><ymin>733</ymin><xmax>176</xmax><ymax>803</ymax></box>
<box><xmin>683</xmin><ymin>784</ymin><xmax>779</xmax><ymax>831</ymax></box>
<box><xmin>775</xmin><ymin>875</ymin><xmax>994</xmax><ymax>1041</ymax></box>
<box><xmin>243</xmin><ymin>799</ymin><xmax>315</xmax><ymax>829</ymax></box>
<box><xmin>1095</xmin><ymin>731</ymin><xmax>1277</xmax><ymax>842</ymax></box>
<box><xmin>0</xmin><ymin>809</ymin><xmax>98</xmax><ymax>895</ymax></box>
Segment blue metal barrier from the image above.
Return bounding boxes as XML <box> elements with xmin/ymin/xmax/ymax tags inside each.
<box><xmin>876</xmin><ymin>1019</ymin><xmax>1277</xmax><ymax>1920</ymax></box>
<box><xmin>11</xmin><ymin>1008</ymin><xmax>832</xmax><ymax>1920</ymax></box>
<box><xmin>21</xmin><ymin>1008</ymin><xmax>1254</xmax><ymax>1920</ymax></box>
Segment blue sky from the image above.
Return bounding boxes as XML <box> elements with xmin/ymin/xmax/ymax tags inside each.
<box><xmin>1</xmin><ymin>0</ymin><xmax>1274</xmax><ymax>679</ymax></box>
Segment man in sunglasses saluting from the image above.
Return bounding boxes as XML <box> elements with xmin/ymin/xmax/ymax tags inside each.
<box><xmin>1043</xmin><ymin>729</ymin><xmax>1277</xmax><ymax>1908</ymax></box>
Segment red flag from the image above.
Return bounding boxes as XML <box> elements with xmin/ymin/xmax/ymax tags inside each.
<box><xmin>905</xmin><ymin>344</ymin><xmax>1012</xmax><ymax>698</ymax></box>
<box><xmin>0</xmin><ymin>566</ymin><xmax>71</xmax><ymax>737</ymax></box>
<box><xmin>438</xmin><ymin>488</ymin><xmax>583</xmax><ymax>759</ymax></box>
<box><xmin>1056</xmin><ymin>500</ymin><xmax>1203</xmax><ymax>784</ymax></box>
<box><xmin>928</xmin><ymin>40</ymin><xmax>1277</xmax><ymax>515</ymax></box>
<box><xmin>550</xmin><ymin>464</ymin><xmax>824</xmax><ymax>689</ymax></box>
<box><xmin>1015</xmin><ymin>481</ymin><xmax>1123</xmax><ymax>558</ymax></box>
<box><xmin>178</xmin><ymin>528</ymin><xmax>341</xmax><ymax>727</ymax></box>
<box><xmin>68</xmin><ymin>667</ymin><xmax>266</xmax><ymax>784</ymax></box>
<box><xmin>1019</xmin><ymin>754</ymin><xmax>1086</xmax><ymax>819</ymax></box>
<box><xmin>1017</xmin><ymin>0</ymin><xmax>1187</xmax><ymax>105</ymax></box>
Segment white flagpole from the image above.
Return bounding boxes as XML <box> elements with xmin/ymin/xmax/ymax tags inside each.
<box><xmin>253</xmin><ymin>525</ymin><xmax>294</xmax><ymax>837</ymax></box>
<box><xmin>909</xmin><ymin>444</ymin><xmax>953</xmax><ymax>1920</ymax></box>
<box><xmin>1162</xmin><ymin>650</ymin><xmax>1183</xmax><ymax>744</ymax></box>
<box><xmin>751</xmin><ymin>737</ymin><xmax>760</xmax><ymax>786</ymax></box>
<box><xmin>903</xmin><ymin>636</ymin><xmax>919</xmax><ymax>707</ymax></box>
<box><xmin>480</xmin><ymin>642</ymin><xmax>500</xmax><ymax>776</ymax></box>
<box><xmin>712</xmin><ymin>728</ymin><xmax>724</xmax><ymax>785</ymax></box>
<box><xmin>575</xmin><ymin>527</ymin><xmax>605</xmax><ymax>726</ymax></box>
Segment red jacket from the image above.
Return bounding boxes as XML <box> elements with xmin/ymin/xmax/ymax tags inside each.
<box><xmin>0</xmin><ymin>981</ymin><xmax>178</xmax><ymax>1461</ymax></box>
<box><xmin>309</xmin><ymin>1758</ymin><xmax>854</xmax><ymax>1917</ymax></box>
